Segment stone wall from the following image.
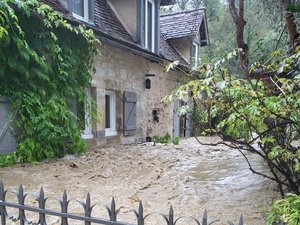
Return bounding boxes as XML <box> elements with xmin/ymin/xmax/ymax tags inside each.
<box><xmin>91</xmin><ymin>43</ymin><xmax>184</xmax><ymax>145</ymax></box>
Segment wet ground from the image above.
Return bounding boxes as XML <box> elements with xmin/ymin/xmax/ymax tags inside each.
<box><xmin>0</xmin><ymin>137</ymin><xmax>280</xmax><ymax>225</ymax></box>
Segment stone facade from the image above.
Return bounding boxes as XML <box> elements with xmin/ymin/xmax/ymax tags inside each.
<box><xmin>89</xmin><ymin>43</ymin><xmax>184</xmax><ymax>145</ymax></box>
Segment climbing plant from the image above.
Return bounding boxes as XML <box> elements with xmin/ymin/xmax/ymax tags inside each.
<box><xmin>0</xmin><ymin>0</ymin><xmax>99</xmax><ymax>164</ymax></box>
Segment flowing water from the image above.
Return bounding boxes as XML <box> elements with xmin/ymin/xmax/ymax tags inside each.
<box><xmin>0</xmin><ymin>137</ymin><xmax>279</xmax><ymax>225</ymax></box>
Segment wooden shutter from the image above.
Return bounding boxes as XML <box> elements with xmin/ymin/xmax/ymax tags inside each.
<box><xmin>173</xmin><ymin>99</ymin><xmax>180</xmax><ymax>138</ymax></box>
<box><xmin>185</xmin><ymin>101</ymin><xmax>193</xmax><ymax>137</ymax></box>
<box><xmin>0</xmin><ymin>96</ymin><xmax>16</xmax><ymax>154</ymax></box>
<box><xmin>123</xmin><ymin>92</ymin><xmax>137</xmax><ymax>136</ymax></box>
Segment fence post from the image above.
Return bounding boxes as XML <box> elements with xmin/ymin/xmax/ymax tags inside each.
<box><xmin>17</xmin><ymin>185</ymin><xmax>26</xmax><ymax>225</ymax></box>
<box><xmin>202</xmin><ymin>210</ymin><xmax>207</xmax><ymax>225</ymax></box>
<box><xmin>59</xmin><ymin>190</ymin><xmax>69</xmax><ymax>225</ymax></box>
<box><xmin>239</xmin><ymin>215</ymin><xmax>243</xmax><ymax>225</ymax></box>
<box><xmin>83</xmin><ymin>193</ymin><xmax>93</xmax><ymax>225</ymax></box>
<box><xmin>168</xmin><ymin>206</ymin><xmax>174</xmax><ymax>225</ymax></box>
<box><xmin>110</xmin><ymin>197</ymin><xmax>116</xmax><ymax>221</ymax></box>
<box><xmin>37</xmin><ymin>187</ymin><xmax>47</xmax><ymax>225</ymax></box>
<box><xmin>137</xmin><ymin>201</ymin><xmax>144</xmax><ymax>225</ymax></box>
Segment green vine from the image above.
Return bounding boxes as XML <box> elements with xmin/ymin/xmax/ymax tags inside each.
<box><xmin>0</xmin><ymin>0</ymin><xmax>99</xmax><ymax>164</ymax></box>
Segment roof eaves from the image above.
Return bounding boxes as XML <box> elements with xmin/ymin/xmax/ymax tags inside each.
<box><xmin>160</xmin><ymin>0</ymin><xmax>176</xmax><ymax>6</ymax></box>
<box><xmin>160</xmin><ymin>8</ymin><xmax>205</xmax><ymax>18</ymax></box>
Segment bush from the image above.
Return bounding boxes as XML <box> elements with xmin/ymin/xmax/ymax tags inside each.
<box><xmin>172</xmin><ymin>137</ymin><xmax>180</xmax><ymax>145</ymax></box>
<box><xmin>153</xmin><ymin>133</ymin><xmax>180</xmax><ymax>145</ymax></box>
<box><xmin>153</xmin><ymin>133</ymin><xmax>171</xmax><ymax>144</ymax></box>
<box><xmin>267</xmin><ymin>194</ymin><xmax>300</xmax><ymax>225</ymax></box>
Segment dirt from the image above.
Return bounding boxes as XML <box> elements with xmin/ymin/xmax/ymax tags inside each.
<box><xmin>0</xmin><ymin>137</ymin><xmax>280</xmax><ymax>225</ymax></box>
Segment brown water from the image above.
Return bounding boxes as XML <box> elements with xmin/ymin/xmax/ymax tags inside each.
<box><xmin>0</xmin><ymin>137</ymin><xmax>279</xmax><ymax>225</ymax></box>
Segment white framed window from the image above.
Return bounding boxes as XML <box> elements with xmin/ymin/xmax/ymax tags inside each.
<box><xmin>105</xmin><ymin>90</ymin><xmax>117</xmax><ymax>136</ymax></box>
<box><xmin>72</xmin><ymin>0</ymin><xmax>89</xmax><ymax>22</ymax></box>
<box><xmin>145</xmin><ymin>0</ymin><xmax>155</xmax><ymax>52</ymax></box>
<box><xmin>191</xmin><ymin>42</ymin><xmax>199</xmax><ymax>67</ymax></box>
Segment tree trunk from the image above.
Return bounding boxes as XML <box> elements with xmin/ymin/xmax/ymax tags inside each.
<box><xmin>228</xmin><ymin>0</ymin><xmax>249</xmax><ymax>78</ymax></box>
<box><xmin>280</xmin><ymin>0</ymin><xmax>299</xmax><ymax>53</ymax></box>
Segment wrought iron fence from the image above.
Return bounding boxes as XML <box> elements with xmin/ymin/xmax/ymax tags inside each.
<box><xmin>0</xmin><ymin>182</ymin><xmax>243</xmax><ymax>225</ymax></box>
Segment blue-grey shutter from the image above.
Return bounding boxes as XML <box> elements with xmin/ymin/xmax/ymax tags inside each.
<box><xmin>123</xmin><ymin>92</ymin><xmax>137</xmax><ymax>136</ymax></box>
<box><xmin>185</xmin><ymin>101</ymin><xmax>193</xmax><ymax>137</ymax></box>
<box><xmin>89</xmin><ymin>0</ymin><xmax>95</xmax><ymax>23</ymax></box>
<box><xmin>0</xmin><ymin>96</ymin><xmax>16</xmax><ymax>154</ymax></box>
<box><xmin>173</xmin><ymin>99</ymin><xmax>180</xmax><ymax>138</ymax></box>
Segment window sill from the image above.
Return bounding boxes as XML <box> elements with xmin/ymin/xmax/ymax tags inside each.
<box><xmin>105</xmin><ymin>129</ymin><xmax>118</xmax><ymax>137</ymax></box>
<box><xmin>82</xmin><ymin>134</ymin><xmax>94</xmax><ymax>140</ymax></box>
<box><xmin>72</xmin><ymin>13</ymin><xmax>89</xmax><ymax>23</ymax></box>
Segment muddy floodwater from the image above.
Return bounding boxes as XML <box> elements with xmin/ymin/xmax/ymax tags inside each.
<box><xmin>0</xmin><ymin>137</ymin><xmax>279</xmax><ymax>225</ymax></box>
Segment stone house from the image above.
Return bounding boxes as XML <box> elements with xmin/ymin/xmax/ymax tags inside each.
<box><xmin>0</xmin><ymin>0</ymin><xmax>209</xmax><ymax>152</ymax></box>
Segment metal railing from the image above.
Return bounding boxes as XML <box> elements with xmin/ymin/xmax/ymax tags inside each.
<box><xmin>0</xmin><ymin>182</ymin><xmax>243</xmax><ymax>225</ymax></box>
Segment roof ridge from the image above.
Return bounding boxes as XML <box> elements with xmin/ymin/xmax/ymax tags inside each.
<box><xmin>160</xmin><ymin>8</ymin><xmax>205</xmax><ymax>17</ymax></box>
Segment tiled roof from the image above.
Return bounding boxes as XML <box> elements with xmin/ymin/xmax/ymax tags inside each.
<box><xmin>39</xmin><ymin>0</ymin><xmax>199</xmax><ymax>67</ymax></box>
<box><xmin>161</xmin><ymin>0</ymin><xmax>176</xmax><ymax>6</ymax></box>
<box><xmin>94</xmin><ymin>0</ymin><xmax>133</xmax><ymax>42</ymax></box>
<box><xmin>40</xmin><ymin>0</ymin><xmax>68</xmax><ymax>13</ymax></box>
<box><xmin>160</xmin><ymin>9</ymin><xmax>205</xmax><ymax>39</ymax></box>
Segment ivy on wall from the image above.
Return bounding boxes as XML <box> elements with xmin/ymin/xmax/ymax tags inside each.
<box><xmin>0</xmin><ymin>0</ymin><xmax>99</xmax><ymax>164</ymax></box>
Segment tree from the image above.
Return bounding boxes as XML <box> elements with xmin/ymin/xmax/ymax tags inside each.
<box><xmin>228</xmin><ymin>0</ymin><xmax>249</xmax><ymax>77</ymax></box>
<box><xmin>164</xmin><ymin>47</ymin><xmax>300</xmax><ymax>196</ymax></box>
<box><xmin>280</xmin><ymin>0</ymin><xmax>299</xmax><ymax>53</ymax></box>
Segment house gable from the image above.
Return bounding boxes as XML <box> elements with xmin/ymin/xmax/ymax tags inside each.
<box><xmin>160</xmin><ymin>9</ymin><xmax>209</xmax><ymax>66</ymax></box>
<box><xmin>108</xmin><ymin>0</ymin><xmax>138</xmax><ymax>40</ymax></box>
<box><xmin>41</xmin><ymin>1</ymin><xmax>208</xmax><ymax>68</ymax></box>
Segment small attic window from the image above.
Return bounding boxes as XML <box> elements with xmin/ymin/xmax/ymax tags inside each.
<box><xmin>145</xmin><ymin>0</ymin><xmax>155</xmax><ymax>52</ymax></box>
<box><xmin>191</xmin><ymin>41</ymin><xmax>199</xmax><ymax>67</ymax></box>
<box><xmin>71</xmin><ymin>0</ymin><xmax>92</xmax><ymax>23</ymax></box>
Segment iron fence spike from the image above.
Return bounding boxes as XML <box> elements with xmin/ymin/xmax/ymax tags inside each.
<box><xmin>110</xmin><ymin>197</ymin><xmax>116</xmax><ymax>221</ymax></box>
<box><xmin>138</xmin><ymin>201</ymin><xmax>144</xmax><ymax>225</ymax></box>
<box><xmin>61</xmin><ymin>190</ymin><xmax>69</xmax><ymax>225</ymax></box>
<box><xmin>169</xmin><ymin>206</ymin><xmax>174</xmax><ymax>225</ymax></box>
<box><xmin>63</xmin><ymin>190</ymin><xmax>67</xmax><ymax>201</ymax></box>
<box><xmin>0</xmin><ymin>182</ymin><xmax>4</xmax><ymax>201</ymax></box>
<box><xmin>86</xmin><ymin>193</ymin><xmax>91</xmax><ymax>208</ymax></box>
<box><xmin>239</xmin><ymin>215</ymin><xmax>243</xmax><ymax>225</ymax></box>
<box><xmin>38</xmin><ymin>187</ymin><xmax>46</xmax><ymax>225</ymax></box>
<box><xmin>84</xmin><ymin>194</ymin><xmax>91</xmax><ymax>225</ymax></box>
<box><xmin>40</xmin><ymin>187</ymin><xmax>44</xmax><ymax>199</ymax></box>
<box><xmin>111</xmin><ymin>197</ymin><xmax>116</xmax><ymax>211</ymax></box>
<box><xmin>202</xmin><ymin>210</ymin><xmax>208</xmax><ymax>225</ymax></box>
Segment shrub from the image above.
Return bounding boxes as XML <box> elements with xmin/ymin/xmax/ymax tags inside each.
<box><xmin>267</xmin><ymin>194</ymin><xmax>300</xmax><ymax>225</ymax></box>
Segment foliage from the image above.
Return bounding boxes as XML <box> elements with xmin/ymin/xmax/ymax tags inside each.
<box><xmin>0</xmin><ymin>0</ymin><xmax>99</xmax><ymax>165</ymax></box>
<box><xmin>267</xmin><ymin>194</ymin><xmax>300</xmax><ymax>225</ymax></box>
<box><xmin>172</xmin><ymin>137</ymin><xmax>180</xmax><ymax>145</ymax></box>
<box><xmin>153</xmin><ymin>133</ymin><xmax>180</xmax><ymax>145</ymax></box>
<box><xmin>153</xmin><ymin>133</ymin><xmax>172</xmax><ymax>144</ymax></box>
<box><xmin>163</xmin><ymin>0</ymin><xmax>299</xmax><ymax>73</ymax></box>
<box><xmin>0</xmin><ymin>153</ymin><xmax>17</xmax><ymax>167</ymax></box>
<box><xmin>163</xmin><ymin>47</ymin><xmax>300</xmax><ymax>195</ymax></box>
